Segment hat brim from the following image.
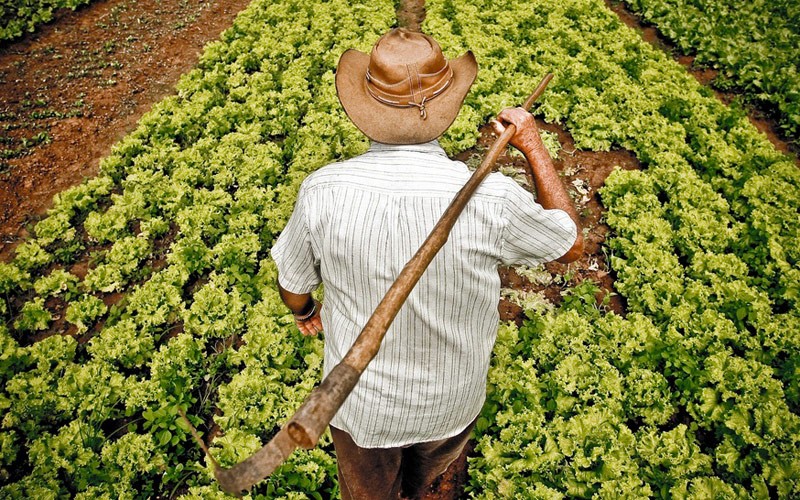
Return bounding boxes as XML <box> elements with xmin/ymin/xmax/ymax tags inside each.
<box><xmin>335</xmin><ymin>49</ymin><xmax>477</xmax><ymax>145</ymax></box>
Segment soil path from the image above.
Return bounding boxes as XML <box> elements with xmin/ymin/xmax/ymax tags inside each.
<box><xmin>0</xmin><ymin>0</ymin><xmax>253</xmax><ymax>260</ymax></box>
<box><xmin>397</xmin><ymin>0</ymin><xmax>426</xmax><ymax>32</ymax></box>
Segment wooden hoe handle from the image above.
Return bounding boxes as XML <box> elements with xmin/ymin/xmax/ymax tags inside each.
<box><xmin>195</xmin><ymin>73</ymin><xmax>554</xmax><ymax>497</ymax></box>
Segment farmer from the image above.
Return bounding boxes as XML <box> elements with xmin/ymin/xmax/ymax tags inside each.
<box><xmin>271</xmin><ymin>28</ymin><xmax>583</xmax><ymax>499</ymax></box>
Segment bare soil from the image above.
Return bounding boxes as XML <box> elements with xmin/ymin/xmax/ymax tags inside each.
<box><xmin>397</xmin><ymin>0</ymin><xmax>426</xmax><ymax>32</ymax></box>
<box><xmin>0</xmin><ymin>0</ymin><xmax>254</xmax><ymax>261</ymax></box>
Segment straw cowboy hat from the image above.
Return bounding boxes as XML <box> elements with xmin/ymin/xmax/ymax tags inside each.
<box><xmin>335</xmin><ymin>28</ymin><xmax>478</xmax><ymax>145</ymax></box>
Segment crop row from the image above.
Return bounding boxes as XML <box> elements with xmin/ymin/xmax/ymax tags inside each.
<box><xmin>0</xmin><ymin>0</ymin><xmax>394</xmax><ymax>496</ymax></box>
<box><xmin>622</xmin><ymin>0</ymin><xmax>800</xmax><ymax>140</ymax></box>
<box><xmin>423</xmin><ymin>0</ymin><xmax>799</xmax><ymax>496</ymax></box>
<box><xmin>1</xmin><ymin>0</ymin><xmax>798</xmax><ymax>497</ymax></box>
<box><xmin>0</xmin><ymin>0</ymin><xmax>92</xmax><ymax>42</ymax></box>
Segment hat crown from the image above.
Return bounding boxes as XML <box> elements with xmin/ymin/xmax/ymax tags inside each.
<box><xmin>366</xmin><ymin>29</ymin><xmax>452</xmax><ymax>108</ymax></box>
<box><xmin>368</xmin><ymin>29</ymin><xmax>446</xmax><ymax>82</ymax></box>
<box><xmin>334</xmin><ymin>28</ymin><xmax>477</xmax><ymax>144</ymax></box>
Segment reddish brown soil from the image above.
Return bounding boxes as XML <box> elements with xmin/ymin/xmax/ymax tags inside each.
<box><xmin>397</xmin><ymin>0</ymin><xmax>426</xmax><ymax>32</ymax></box>
<box><xmin>0</xmin><ymin>0</ymin><xmax>253</xmax><ymax>261</ymax></box>
<box><xmin>419</xmin><ymin>442</ymin><xmax>473</xmax><ymax>500</ymax></box>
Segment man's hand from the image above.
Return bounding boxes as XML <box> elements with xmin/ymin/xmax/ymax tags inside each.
<box><xmin>294</xmin><ymin>299</ymin><xmax>323</xmax><ymax>337</ymax></box>
<box><xmin>278</xmin><ymin>281</ymin><xmax>324</xmax><ymax>336</ymax></box>
<box><xmin>490</xmin><ymin>107</ymin><xmax>547</xmax><ymax>156</ymax></box>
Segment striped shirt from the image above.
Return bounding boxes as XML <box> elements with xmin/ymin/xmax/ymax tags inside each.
<box><xmin>271</xmin><ymin>140</ymin><xmax>576</xmax><ymax>448</ymax></box>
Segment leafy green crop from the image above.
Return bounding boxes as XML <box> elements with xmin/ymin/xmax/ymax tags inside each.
<box><xmin>1</xmin><ymin>0</ymin><xmax>394</xmax><ymax>496</ymax></box>
<box><xmin>2</xmin><ymin>0</ymin><xmax>799</xmax><ymax>496</ymax></box>
<box><xmin>622</xmin><ymin>0</ymin><xmax>800</xmax><ymax>141</ymax></box>
<box><xmin>424</xmin><ymin>0</ymin><xmax>800</xmax><ymax>496</ymax></box>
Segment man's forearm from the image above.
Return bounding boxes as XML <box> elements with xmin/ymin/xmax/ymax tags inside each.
<box><xmin>521</xmin><ymin>142</ymin><xmax>579</xmax><ymax>219</ymax></box>
<box><xmin>519</xmin><ymin>139</ymin><xmax>584</xmax><ymax>263</ymax></box>
<box><xmin>278</xmin><ymin>282</ymin><xmax>315</xmax><ymax>316</ymax></box>
<box><xmin>493</xmin><ymin>107</ymin><xmax>585</xmax><ymax>263</ymax></box>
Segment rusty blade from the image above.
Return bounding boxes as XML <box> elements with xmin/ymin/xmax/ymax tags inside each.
<box><xmin>214</xmin><ymin>362</ymin><xmax>361</xmax><ymax>496</ymax></box>
<box><xmin>214</xmin><ymin>426</ymin><xmax>297</xmax><ymax>498</ymax></box>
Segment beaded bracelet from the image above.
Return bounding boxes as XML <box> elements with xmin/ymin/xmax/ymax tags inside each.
<box><xmin>293</xmin><ymin>300</ymin><xmax>319</xmax><ymax>322</ymax></box>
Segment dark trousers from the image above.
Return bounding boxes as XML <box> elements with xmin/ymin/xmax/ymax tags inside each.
<box><xmin>330</xmin><ymin>420</ymin><xmax>476</xmax><ymax>500</ymax></box>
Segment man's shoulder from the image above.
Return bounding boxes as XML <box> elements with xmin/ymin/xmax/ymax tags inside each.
<box><xmin>302</xmin><ymin>147</ymin><xmax>452</xmax><ymax>182</ymax></box>
<box><xmin>300</xmin><ymin>155</ymin><xmax>369</xmax><ymax>188</ymax></box>
<box><xmin>299</xmin><ymin>148</ymin><xmax>524</xmax><ymax>202</ymax></box>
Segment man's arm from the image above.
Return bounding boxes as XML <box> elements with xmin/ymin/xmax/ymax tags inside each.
<box><xmin>278</xmin><ymin>281</ymin><xmax>323</xmax><ymax>336</ymax></box>
<box><xmin>492</xmin><ymin>107</ymin><xmax>584</xmax><ymax>263</ymax></box>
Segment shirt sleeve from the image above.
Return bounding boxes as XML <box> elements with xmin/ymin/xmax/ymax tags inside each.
<box><xmin>499</xmin><ymin>180</ymin><xmax>578</xmax><ymax>266</ymax></box>
<box><xmin>270</xmin><ymin>183</ymin><xmax>322</xmax><ymax>294</ymax></box>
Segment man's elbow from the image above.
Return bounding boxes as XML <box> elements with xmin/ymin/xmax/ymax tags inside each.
<box><xmin>555</xmin><ymin>231</ymin><xmax>584</xmax><ymax>264</ymax></box>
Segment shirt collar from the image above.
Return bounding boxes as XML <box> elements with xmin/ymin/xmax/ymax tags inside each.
<box><xmin>368</xmin><ymin>140</ymin><xmax>448</xmax><ymax>158</ymax></box>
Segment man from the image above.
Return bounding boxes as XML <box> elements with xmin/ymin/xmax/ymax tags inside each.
<box><xmin>271</xmin><ymin>28</ymin><xmax>583</xmax><ymax>499</ymax></box>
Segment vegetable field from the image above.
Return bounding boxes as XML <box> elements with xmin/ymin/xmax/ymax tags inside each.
<box><xmin>1</xmin><ymin>0</ymin><xmax>798</xmax><ymax>498</ymax></box>
<box><xmin>621</xmin><ymin>0</ymin><xmax>800</xmax><ymax>141</ymax></box>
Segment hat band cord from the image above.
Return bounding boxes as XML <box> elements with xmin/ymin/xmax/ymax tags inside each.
<box><xmin>366</xmin><ymin>60</ymin><xmax>452</xmax><ymax>90</ymax></box>
<box><xmin>365</xmin><ymin>68</ymin><xmax>453</xmax><ymax>120</ymax></box>
<box><xmin>365</xmin><ymin>64</ymin><xmax>452</xmax><ymax>101</ymax></box>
